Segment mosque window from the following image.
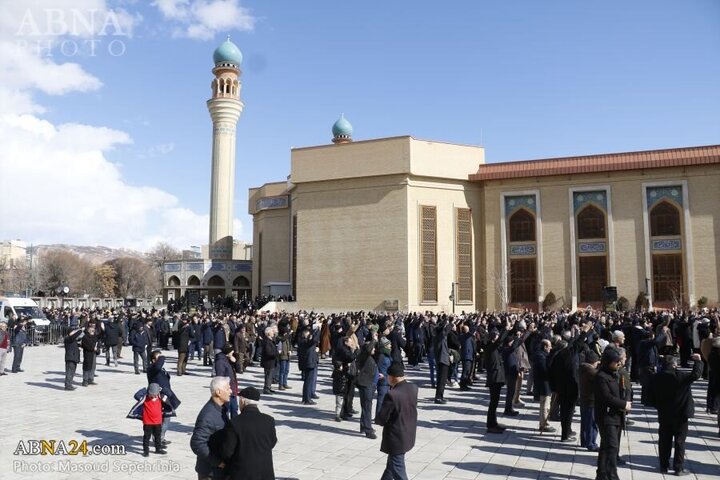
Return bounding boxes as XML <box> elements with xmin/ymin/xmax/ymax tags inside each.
<box><xmin>650</xmin><ymin>201</ymin><xmax>681</xmax><ymax>237</ymax></box>
<box><xmin>578</xmin><ymin>256</ymin><xmax>607</xmax><ymax>302</ymax></box>
<box><xmin>420</xmin><ymin>206</ymin><xmax>437</xmax><ymax>303</ymax></box>
<box><xmin>577</xmin><ymin>205</ymin><xmax>606</xmax><ymax>239</ymax></box>
<box><xmin>455</xmin><ymin>208</ymin><xmax>473</xmax><ymax>303</ymax></box>
<box><xmin>510</xmin><ymin>258</ymin><xmax>536</xmax><ymax>303</ymax></box>
<box><xmin>509</xmin><ymin>209</ymin><xmax>535</xmax><ymax>242</ymax></box>
<box><xmin>652</xmin><ymin>254</ymin><xmax>683</xmax><ymax>302</ymax></box>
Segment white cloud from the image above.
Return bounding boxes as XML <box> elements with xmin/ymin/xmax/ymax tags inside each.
<box><xmin>153</xmin><ymin>0</ymin><xmax>255</xmax><ymax>40</ymax></box>
<box><xmin>0</xmin><ymin>1</ymin><xmax>242</xmax><ymax>251</ymax></box>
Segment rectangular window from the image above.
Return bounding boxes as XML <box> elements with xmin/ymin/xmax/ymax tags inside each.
<box><xmin>579</xmin><ymin>256</ymin><xmax>607</xmax><ymax>302</ymax></box>
<box><xmin>653</xmin><ymin>254</ymin><xmax>683</xmax><ymax>302</ymax></box>
<box><xmin>455</xmin><ymin>208</ymin><xmax>473</xmax><ymax>303</ymax></box>
<box><xmin>510</xmin><ymin>258</ymin><xmax>536</xmax><ymax>303</ymax></box>
<box><xmin>420</xmin><ymin>206</ymin><xmax>437</xmax><ymax>303</ymax></box>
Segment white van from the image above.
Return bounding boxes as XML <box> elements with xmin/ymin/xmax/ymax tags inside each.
<box><xmin>0</xmin><ymin>297</ymin><xmax>51</xmax><ymax>331</ymax></box>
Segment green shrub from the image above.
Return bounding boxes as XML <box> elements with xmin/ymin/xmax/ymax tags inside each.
<box><xmin>635</xmin><ymin>292</ymin><xmax>650</xmax><ymax>311</ymax></box>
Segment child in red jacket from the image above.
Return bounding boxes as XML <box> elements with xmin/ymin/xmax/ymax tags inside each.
<box><xmin>142</xmin><ymin>383</ymin><xmax>167</xmax><ymax>457</ymax></box>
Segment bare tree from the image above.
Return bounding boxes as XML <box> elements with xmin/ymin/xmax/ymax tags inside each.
<box><xmin>106</xmin><ymin>257</ymin><xmax>157</xmax><ymax>297</ymax></box>
<box><xmin>146</xmin><ymin>242</ymin><xmax>181</xmax><ymax>292</ymax></box>
<box><xmin>482</xmin><ymin>268</ymin><xmax>508</xmax><ymax>311</ymax></box>
<box><xmin>37</xmin><ymin>250</ymin><xmax>92</xmax><ymax>295</ymax></box>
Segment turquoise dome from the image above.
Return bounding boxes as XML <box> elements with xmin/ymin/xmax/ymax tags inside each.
<box><xmin>332</xmin><ymin>115</ymin><xmax>353</xmax><ymax>137</ymax></box>
<box><xmin>213</xmin><ymin>38</ymin><xmax>243</xmax><ymax>66</ymax></box>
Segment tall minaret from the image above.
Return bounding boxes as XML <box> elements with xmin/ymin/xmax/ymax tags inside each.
<box><xmin>207</xmin><ymin>37</ymin><xmax>244</xmax><ymax>259</ymax></box>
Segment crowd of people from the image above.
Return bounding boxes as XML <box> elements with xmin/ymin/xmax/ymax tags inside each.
<box><xmin>1</xmin><ymin>302</ymin><xmax>719</xmax><ymax>479</ymax></box>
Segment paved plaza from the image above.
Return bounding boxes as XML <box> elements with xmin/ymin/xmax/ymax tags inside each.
<box><xmin>1</xmin><ymin>344</ymin><xmax>719</xmax><ymax>480</ymax></box>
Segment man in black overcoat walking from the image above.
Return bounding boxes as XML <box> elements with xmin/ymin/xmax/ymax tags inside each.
<box><xmin>375</xmin><ymin>361</ymin><xmax>418</xmax><ymax>480</ymax></box>
<box><xmin>484</xmin><ymin>322</ymin><xmax>510</xmax><ymax>433</ymax></box>
<box><xmin>220</xmin><ymin>387</ymin><xmax>277</xmax><ymax>480</ymax></box>
<box><xmin>648</xmin><ymin>353</ymin><xmax>703</xmax><ymax>475</ymax></box>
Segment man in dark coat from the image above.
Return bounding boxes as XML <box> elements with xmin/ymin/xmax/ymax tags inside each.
<box><xmin>191</xmin><ymin>376</ymin><xmax>231</xmax><ymax>480</ymax></box>
<box><xmin>11</xmin><ymin>319</ymin><xmax>29</xmax><ymax>373</ymax></box>
<box><xmin>484</xmin><ymin>323</ymin><xmax>510</xmax><ymax>433</ymax></box>
<box><xmin>594</xmin><ymin>347</ymin><xmax>631</xmax><ymax>480</ymax></box>
<box><xmin>147</xmin><ymin>351</ymin><xmax>181</xmax><ymax>445</ymax></box>
<box><xmin>459</xmin><ymin>324</ymin><xmax>476</xmax><ymax>391</ymax></box>
<box><xmin>550</xmin><ymin>323</ymin><xmax>591</xmax><ymax>441</ymax></box>
<box><xmin>220</xmin><ymin>387</ymin><xmax>277</xmax><ymax>480</ymax></box>
<box><xmin>648</xmin><ymin>353</ymin><xmax>703</xmax><ymax>475</ymax></box>
<box><xmin>433</xmin><ymin>319</ymin><xmax>452</xmax><ymax>404</ymax></box>
<box><xmin>297</xmin><ymin>326</ymin><xmax>320</xmax><ymax>404</ymax></box>
<box><xmin>177</xmin><ymin>319</ymin><xmax>191</xmax><ymax>376</ymax></box>
<box><xmin>356</xmin><ymin>337</ymin><xmax>379</xmax><ymax>439</ymax></box>
<box><xmin>103</xmin><ymin>317</ymin><xmax>120</xmax><ymax>367</ymax></box>
<box><xmin>375</xmin><ymin>361</ymin><xmax>418</xmax><ymax>480</ymax></box>
<box><xmin>63</xmin><ymin>327</ymin><xmax>83</xmax><ymax>390</ymax></box>
<box><xmin>130</xmin><ymin>323</ymin><xmax>149</xmax><ymax>374</ymax></box>
<box><xmin>81</xmin><ymin>323</ymin><xmax>99</xmax><ymax>386</ymax></box>
<box><xmin>214</xmin><ymin>345</ymin><xmax>239</xmax><ymax>418</ymax></box>
<box><xmin>532</xmin><ymin>338</ymin><xmax>555</xmax><ymax>432</ymax></box>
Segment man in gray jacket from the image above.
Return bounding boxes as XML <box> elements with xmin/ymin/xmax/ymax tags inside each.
<box><xmin>191</xmin><ymin>377</ymin><xmax>231</xmax><ymax>480</ymax></box>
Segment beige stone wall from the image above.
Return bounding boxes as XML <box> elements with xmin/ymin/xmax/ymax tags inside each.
<box><xmin>291</xmin><ymin>136</ymin><xmax>484</xmax><ymax>184</ymax></box>
<box><xmin>479</xmin><ymin>164</ymin><xmax>720</xmax><ymax>311</ymax></box>
<box><xmin>406</xmin><ymin>178</ymin><xmax>483</xmax><ymax>313</ymax></box>
<box><xmin>251</xmin><ymin>207</ymin><xmax>290</xmax><ymax>296</ymax></box>
<box><xmin>687</xmin><ymin>173</ymin><xmax>720</xmax><ymax>306</ymax></box>
<box><xmin>292</xmin><ymin>176</ymin><xmax>408</xmax><ymax>311</ymax></box>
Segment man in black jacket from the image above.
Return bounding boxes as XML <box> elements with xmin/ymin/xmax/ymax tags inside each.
<box><xmin>63</xmin><ymin>328</ymin><xmax>83</xmax><ymax>390</ymax></box>
<box><xmin>484</xmin><ymin>322</ymin><xmax>510</xmax><ymax>433</ymax></box>
<box><xmin>376</xmin><ymin>361</ymin><xmax>418</xmax><ymax>480</ymax></box>
<box><xmin>102</xmin><ymin>317</ymin><xmax>120</xmax><ymax>367</ymax></box>
<box><xmin>81</xmin><ymin>323</ymin><xmax>99</xmax><ymax>386</ymax></box>
<box><xmin>594</xmin><ymin>347</ymin><xmax>631</xmax><ymax>480</ymax></box>
<box><xmin>433</xmin><ymin>319</ymin><xmax>452</xmax><ymax>404</ymax></box>
<box><xmin>297</xmin><ymin>326</ymin><xmax>320</xmax><ymax>405</ymax></box>
<box><xmin>220</xmin><ymin>387</ymin><xmax>277</xmax><ymax>480</ymax></box>
<box><xmin>649</xmin><ymin>353</ymin><xmax>703</xmax><ymax>475</ymax></box>
<box><xmin>356</xmin><ymin>336</ymin><xmax>379</xmax><ymax>439</ymax></box>
<box><xmin>551</xmin><ymin>322</ymin><xmax>591</xmax><ymax>442</ymax></box>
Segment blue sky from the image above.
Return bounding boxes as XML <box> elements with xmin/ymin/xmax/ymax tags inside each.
<box><xmin>1</xmin><ymin>0</ymin><xmax>719</xmax><ymax>250</ymax></box>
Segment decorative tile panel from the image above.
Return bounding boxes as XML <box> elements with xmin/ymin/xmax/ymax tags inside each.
<box><xmin>651</xmin><ymin>239</ymin><xmax>681</xmax><ymax>251</ymax></box>
<box><xmin>186</xmin><ymin>263</ymin><xmax>204</xmax><ymax>271</ymax></box>
<box><xmin>256</xmin><ymin>196</ymin><xmax>289</xmax><ymax>212</ymax></box>
<box><xmin>573</xmin><ymin>191</ymin><xmax>607</xmax><ymax>213</ymax></box>
<box><xmin>579</xmin><ymin>242</ymin><xmax>606</xmax><ymax>253</ymax></box>
<box><xmin>509</xmin><ymin>244</ymin><xmax>536</xmax><ymax>256</ymax></box>
<box><xmin>164</xmin><ymin>263</ymin><xmax>181</xmax><ymax>272</ymax></box>
<box><xmin>647</xmin><ymin>186</ymin><xmax>683</xmax><ymax>209</ymax></box>
<box><xmin>505</xmin><ymin>195</ymin><xmax>536</xmax><ymax>216</ymax></box>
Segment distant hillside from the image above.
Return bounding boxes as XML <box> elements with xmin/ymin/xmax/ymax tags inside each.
<box><xmin>35</xmin><ymin>244</ymin><xmax>147</xmax><ymax>265</ymax></box>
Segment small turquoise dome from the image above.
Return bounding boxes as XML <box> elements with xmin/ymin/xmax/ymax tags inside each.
<box><xmin>213</xmin><ymin>38</ymin><xmax>243</xmax><ymax>66</ymax></box>
<box><xmin>332</xmin><ymin>115</ymin><xmax>353</xmax><ymax>138</ymax></box>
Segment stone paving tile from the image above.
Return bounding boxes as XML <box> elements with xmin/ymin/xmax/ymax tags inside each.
<box><xmin>1</xmin><ymin>345</ymin><xmax>719</xmax><ymax>479</ymax></box>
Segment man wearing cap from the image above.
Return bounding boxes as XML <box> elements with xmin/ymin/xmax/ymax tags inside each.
<box><xmin>648</xmin><ymin>353</ymin><xmax>704</xmax><ymax>476</ymax></box>
<box><xmin>375</xmin><ymin>361</ymin><xmax>418</xmax><ymax>480</ymax></box>
<box><xmin>221</xmin><ymin>387</ymin><xmax>277</xmax><ymax>480</ymax></box>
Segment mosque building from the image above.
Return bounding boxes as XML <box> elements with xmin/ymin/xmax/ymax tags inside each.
<box><xmin>251</xmin><ymin>117</ymin><xmax>720</xmax><ymax>313</ymax></box>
